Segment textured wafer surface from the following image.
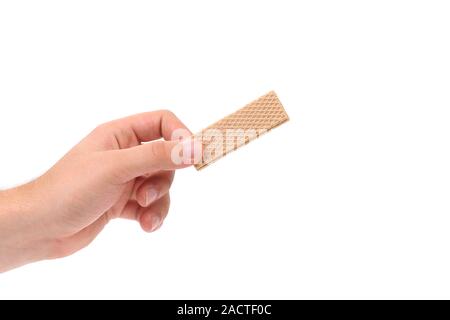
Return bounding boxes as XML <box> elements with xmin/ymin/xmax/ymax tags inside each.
<box><xmin>194</xmin><ymin>91</ymin><xmax>289</xmax><ymax>170</ymax></box>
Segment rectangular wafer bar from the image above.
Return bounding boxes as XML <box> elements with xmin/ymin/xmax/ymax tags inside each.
<box><xmin>194</xmin><ymin>91</ymin><xmax>289</xmax><ymax>170</ymax></box>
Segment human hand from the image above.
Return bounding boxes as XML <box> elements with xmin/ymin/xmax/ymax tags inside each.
<box><xmin>0</xmin><ymin>111</ymin><xmax>199</xmax><ymax>272</ymax></box>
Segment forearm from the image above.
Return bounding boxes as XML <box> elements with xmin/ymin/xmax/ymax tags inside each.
<box><xmin>0</xmin><ymin>183</ymin><xmax>52</xmax><ymax>272</ymax></box>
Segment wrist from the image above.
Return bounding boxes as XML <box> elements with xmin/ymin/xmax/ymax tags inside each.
<box><xmin>0</xmin><ymin>182</ymin><xmax>53</xmax><ymax>272</ymax></box>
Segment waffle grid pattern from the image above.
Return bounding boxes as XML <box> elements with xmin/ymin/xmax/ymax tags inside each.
<box><xmin>194</xmin><ymin>91</ymin><xmax>289</xmax><ymax>170</ymax></box>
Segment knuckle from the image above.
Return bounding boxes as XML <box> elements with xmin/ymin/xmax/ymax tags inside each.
<box><xmin>92</xmin><ymin>122</ymin><xmax>111</xmax><ymax>134</ymax></box>
<box><xmin>162</xmin><ymin>109</ymin><xmax>174</xmax><ymax>116</ymax></box>
<box><xmin>159</xmin><ymin>109</ymin><xmax>176</xmax><ymax>118</ymax></box>
<box><xmin>152</xmin><ymin>177</ymin><xmax>172</xmax><ymax>193</ymax></box>
<box><xmin>90</xmin><ymin>122</ymin><xmax>114</xmax><ymax>139</ymax></box>
<box><xmin>162</xmin><ymin>177</ymin><xmax>173</xmax><ymax>189</ymax></box>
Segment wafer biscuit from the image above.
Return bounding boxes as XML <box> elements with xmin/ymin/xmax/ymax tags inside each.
<box><xmin>194</xmin><ymin>91</ymin><xmax>289</xmax><ymax>170</ymax></box>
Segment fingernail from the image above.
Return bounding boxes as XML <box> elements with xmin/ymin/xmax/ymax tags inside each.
<box><xmin>150</xmin><ymin>215</ymin><xmax>162</xmax><ymax>232</ymax></box>
<box><xmin>145</xmin><ymin>189</ymin><xmax>158</xmax><ymax>206</ymax></box>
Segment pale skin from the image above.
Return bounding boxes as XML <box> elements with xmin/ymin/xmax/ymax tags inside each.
<box><xmin>0</xmin><ymin>110</ymin><xmax>199</xmax><ymax>272</ymax></box>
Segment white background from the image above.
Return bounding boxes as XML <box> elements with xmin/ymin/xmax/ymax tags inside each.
<box><xmin>1</xmin><ymin>0</ymin><xmax>450</xmax><ymax>299</ymax></box>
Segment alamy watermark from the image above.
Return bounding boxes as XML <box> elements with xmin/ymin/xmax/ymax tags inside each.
<box><xmin>170</xmin><ymin>128</ymin><xmax>268</xmax><ymax>165</ymax></box>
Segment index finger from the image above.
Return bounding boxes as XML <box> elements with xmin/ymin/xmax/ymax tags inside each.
<box><xmin>105</xmin><ymin>110</ymin><xmax>192</xmax><ymax>143</ymax></box>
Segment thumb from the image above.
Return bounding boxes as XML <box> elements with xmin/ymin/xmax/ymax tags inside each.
<box><xmin>106</xmin><ymin>138</ymin><xmax>202</xmax><ymax>182</ymax></box>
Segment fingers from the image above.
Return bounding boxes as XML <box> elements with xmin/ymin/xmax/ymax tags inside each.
<box><xmin>120</xmin><ymin>171</ymin><xmax>173</xmax><ymax>233</ymax></box>
<box><xmin>139</xmin><ymin>194</ymin><xmax>170</xmax><ymax>233</ymax></box>
<box><xmin>94</xmin><ymin>110</ymin><xmax>202</xmax><ymax>181</ymax></box>
<box><xmin>135</xmin><ymin>171</ymin><xmax>175</xmax><ymax>207</ymax></box>
<box><xmin>100</xmin><ymin>110</ymin><xmax>192</xmax><ymax>147</ymax></box>
<box><xmin>120</xmin><ymin>196</ymin><xmax>171</xmax><ymax>233</ymax></box>
<box><xmin>107</xmin><ymin>137</ymin><xmax>201</xmax><ymax>182</ymax></box>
